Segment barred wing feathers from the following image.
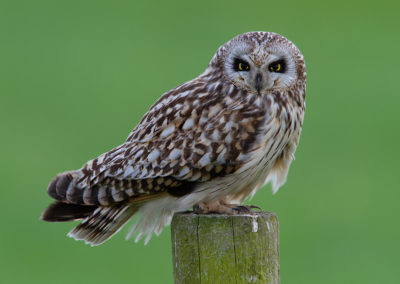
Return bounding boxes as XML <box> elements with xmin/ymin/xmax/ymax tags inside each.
<box><xmin>48</xmin><ymin>79</ymin><xmax>268</xmax><ymax>207</ymax></box>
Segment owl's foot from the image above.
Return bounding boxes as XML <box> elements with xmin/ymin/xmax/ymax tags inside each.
<box><xmin>231</xmin><ymin>205</ymin><xmax>262</xmax><ymax>213</ymax></box>
<box><xmin>193</xmin><ymin>201</ymin><xmax>262</xmax><ymax>214</ymax></box>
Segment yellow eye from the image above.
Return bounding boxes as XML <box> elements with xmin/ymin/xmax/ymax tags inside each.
<box><xmin>268</xmin><ymin>60</ymin><xmax>286</xmax><ymax>73</ymax></box>
<box><xmin>234</xmin><ymin>59</ymin><xmax>250</xmax><ymax>72</ymax></box>
<box><xmin>239</xmin><ymin>62</ymin><xmax>249</xmax><ymax>71</ymax></box>
<box><xmin>270</xmin><ymin>64</ymin><xmax>281</xmax><ymax>72</ymax></box>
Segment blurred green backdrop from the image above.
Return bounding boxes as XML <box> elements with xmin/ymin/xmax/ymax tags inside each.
<box><xmin>1</xmin><ymin>0</ymin><xmax>399</xmax><ymax>283</ymax></box>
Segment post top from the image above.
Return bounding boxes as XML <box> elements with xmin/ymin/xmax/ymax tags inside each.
<box><xmin>173</xmin><ymin>211</ymin><xmax>277</xmax><ymax>219</ymax></box>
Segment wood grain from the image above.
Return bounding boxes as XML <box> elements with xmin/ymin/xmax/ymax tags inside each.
<box><xmin>171</xmin><ymin>212</ymin><xmax>279</xmax><ymax>284</ymax></box>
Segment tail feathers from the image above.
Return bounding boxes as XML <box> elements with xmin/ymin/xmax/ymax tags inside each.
<box><xmin>41</xmin><ymin>201</ymin><xmax>97</xmax><ymax>222</ymax></box>
<box><xmin>68</xmin><ymin>204</ymin><xmax>140</xmax><ymax>246</ymax></box>
<box><xmin>47</xmin><ymin>171</ymin><xmax>83</xmax><ymax>203</ymax></box>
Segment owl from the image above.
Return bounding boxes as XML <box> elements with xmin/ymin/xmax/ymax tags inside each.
<box><xmin>41</xmin><ymin>31</ymin><xmax>306</xmax><ymax>246</ymax></box>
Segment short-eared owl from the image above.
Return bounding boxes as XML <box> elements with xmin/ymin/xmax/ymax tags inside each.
<box><xmin>41</xmin><ymin>31</ymin><xmax>306</xmax><ymax>246</ymax></box>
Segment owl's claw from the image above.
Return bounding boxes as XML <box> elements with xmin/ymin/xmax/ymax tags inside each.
<box><xmin>232</xmin><ymin>205</ymin><xmax>262</xmax><ymax>214</ymax></box>
<box><xmin>192</xmin><ymin>205</ymin><xmax>202</xmax><ymax>214</ymax></box>
<box><xmin>232</xmin><ymin>205</ymin><xmax>251</xmax><ymax>213</ymax></box>
<box><xmin>249</xmin><ymin>205</ymin><xmax>262</xmax><ymax>210</ymax></box>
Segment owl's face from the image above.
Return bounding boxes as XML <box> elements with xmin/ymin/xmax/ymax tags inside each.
<box><xmin>211</xmin><ymin>32</ymin><xmax>305</xmax><ymax>95</ymax></box>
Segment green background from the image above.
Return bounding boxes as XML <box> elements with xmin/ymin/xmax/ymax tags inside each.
<box><xmin>1</xmin><ymin>0</ymin><xmax>399</xmax><ymax>283</ymax></box>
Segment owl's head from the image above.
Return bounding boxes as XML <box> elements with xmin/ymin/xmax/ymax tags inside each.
<box><xmin>208</xmin><ymin>32</ymin><xmax>306</xmax><ymax>95</ymax></box>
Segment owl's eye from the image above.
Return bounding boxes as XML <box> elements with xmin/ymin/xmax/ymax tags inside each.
<box><xmin>233</xmin><ymin>59</ymin><xmax>250</xmax><ymax>72</ymax></box>
<box><xmin>268</xmin><ymin>60</ymin><xmax>286</xmax><ymax>73</ymax></box>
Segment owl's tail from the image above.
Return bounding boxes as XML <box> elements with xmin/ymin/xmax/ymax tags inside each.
<box><xmin>41</xmin><ymin>201</ymin><xmax>141</xmax><ymax>246</ymax></box>
<box><xmin>68</xmin><ymin>204</ymin><xmax>140</xmax><ymax>246</ymax></box>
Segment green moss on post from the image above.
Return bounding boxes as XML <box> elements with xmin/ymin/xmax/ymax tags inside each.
<box><xmin>171</xmin><ymin>212</ymin><xmax>279</xmax><ymax>284</ymax></box>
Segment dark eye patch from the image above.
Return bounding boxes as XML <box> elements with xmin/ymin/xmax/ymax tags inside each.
<box><xmin>233</xmin><ymin>58</ymin><xmax>250</xmax><ymax>72</ymax></box>
<box><xmin>268</xmin><ymin>59</ymin><xmax>286</xmax><ymax>73</ymax></box>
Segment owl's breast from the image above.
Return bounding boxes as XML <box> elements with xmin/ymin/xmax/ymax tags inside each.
<box><xmin>223</xmin><ymin>95</ymin><xmax>303</xmax><ymax>200</ymax></box>
<box><xmin>181</xmin><ymin>94</ymin><xmax>303</xmax><ymax>204</ymax></box>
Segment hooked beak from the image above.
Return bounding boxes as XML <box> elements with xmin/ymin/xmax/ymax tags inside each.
<box><xmin>255</xmin><ymin>73</ymin><xmax>262</xmax><ymax>94</ymax></box>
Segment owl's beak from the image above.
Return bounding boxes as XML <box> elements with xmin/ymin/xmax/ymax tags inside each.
<box><xmin>255</xmin><ymin>73</ymin><xmax>262</xmax><ymax>94</ymax></box>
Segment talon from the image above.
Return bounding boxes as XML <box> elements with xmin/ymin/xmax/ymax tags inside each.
<box><xmin>232</xmin><ymin>205</ymin><xmax>252</xmax><ymax>213</ymax></box>
<box><xmin>232</xmin><ymin>205</ymin><xmax>262</xmax><ymax>214</ymax></box>
<box><xmin>249</xmin><ymin>205</ymin><xmax>262</xmax><ymax>211</ymax></box>
<box><xmin>192</xmin><ymin>205</ymin><xmax>202</xmax><ymax>214</ymax></box>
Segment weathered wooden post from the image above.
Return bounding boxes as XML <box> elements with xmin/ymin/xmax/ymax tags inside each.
<box><xmin>171</xmin><ymin>212</ymin><xmax>279</xmax><ymax>283</ymax></box>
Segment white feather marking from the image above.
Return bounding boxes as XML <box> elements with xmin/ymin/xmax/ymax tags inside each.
<box><xmin>177</xmin><ymin>166</ymin><xmax>190</xmax><ymax>177</ymax></box>
<box><xmin>199</xmin><ymin>115</ymin><xmax>208</xmax><ymax>125</ymax></box>
<box><xmin>111</xmin><ymin>147</ymin><xmax>124</xmax><ymax>157</ymax></box>
<box><xmin>216</xmin><ymin>147</ymin><xmax>227</xmax><ymax>163</ymax></box>
<box><xmin>211</xmin><ymin>129</ymin><xmax>220</xmax><ymax>141</ymax></box>
<box><xmin>208</xmin><ymin>104</ymin><xmax>221</xmax><ymax>118</ymax></box>
<box><xmin>133</xmin><ymin>149</ymin><xmax>144</xmax><ymax>160</ymax></box>
<box><xmin>130</xmin><ymin>168</ymin><xmax>141</xmax><ymax>178</ymax></box>
<box><xmin>225</xmin><ymin>132</ymin><xmax>233</xmax><ymax>144</ymax></box>
<box><xmin>198</xmin><ymin>132</ymin><xmax>208</xmax><ymax>142</ymax></box>
<box><xmin>225</xmin><ymin>95</ymin><xmax>233</xmax><ymax>105</ymax></box>
<box><xmin>228</xmin><ymin>84</ymin><xmax>235</xmax><ymax>95</ymax></box>
<box><xmin>140</xmin><ymin>167</ymin><xmax>148</xmax><ymax>177</ymax></box>
<box><xmin>161</xmin><ymin>125</ymin><xmax>175</xmax><ymax>138</ymax></box>
<box><xmin>224</xmin><ymin>121</ymin><xmax>236</xmax><ymax>131</ymax></box>
<box><xmin>198</xmin><ymin>153</ymin><xmax>211</xmax><ymax>167</ymax></box>
<box><xmin>123</xmin><ymin>166</ymin><xmax>134</xmax><ymax>178</ymax></box>
<box><xmin>237</xmin><ymin>152</ymin><xmax>249</xmax><ymax>161</ymax></box>
<box><xmin>169</xmin><ymin>149</ymin><xmax>182</xmax><ymax>160</ymax></box>
<box><xmin>148</xmin><ymin>149</ymin><xmax>160</xmax><ymax>162</ymax></box>
<box><xmin>160</xmin><ymin>118</ymin><xmax>167</xmax><ymax>127</ymax></box>
<box><xmin>207</xmin><ymin>81</ymin><xmax>219</xmax><ymax>92</ymax></box>
<box><xmin>182</xmin><ymin>118</ymin><xmax>194</xmax><ymax>130</ymax></box>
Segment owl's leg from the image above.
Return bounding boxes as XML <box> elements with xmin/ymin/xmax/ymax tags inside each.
<box><xmin>194</xmin><ymin>200</ymin><xmax>261</xmax><ymax>214</ymax></box>
<box><xmin>193</xmin><ymin>201</ymin><xmax>232</xmax><ymax>214</ymax></box>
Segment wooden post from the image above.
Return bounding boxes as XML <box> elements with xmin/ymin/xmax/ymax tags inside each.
<box><xmin>171</xmin><ymin>212</ymin><xmax>279</xmax><ymax>284</ymax></box>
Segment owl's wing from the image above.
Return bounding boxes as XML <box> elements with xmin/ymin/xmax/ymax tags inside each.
<box><xmin>49</xmin><ymin>80</ymin><xmax>266</xmax><ymax>206</ymax></box>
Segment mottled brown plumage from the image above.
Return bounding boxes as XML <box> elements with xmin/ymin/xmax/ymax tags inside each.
<box><xmin>41</xmin><ymin>31</ymin><xmax>306</xmax><ymax>246</ymax></box>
